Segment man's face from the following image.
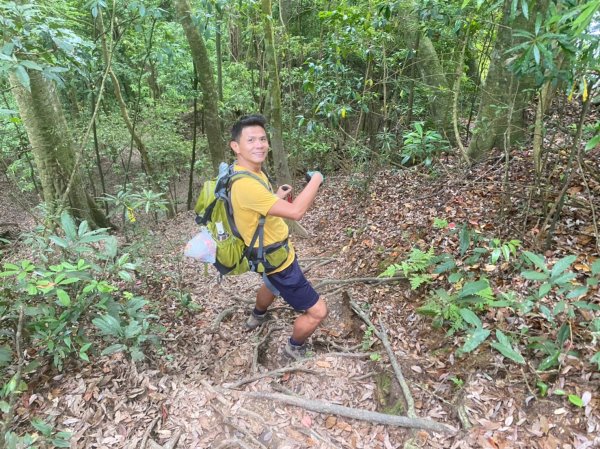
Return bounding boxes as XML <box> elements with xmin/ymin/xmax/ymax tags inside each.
<box><xmin>230</xmin><ymin>125</ymin><xmax>269</xmax><ymax>167</ymax></box>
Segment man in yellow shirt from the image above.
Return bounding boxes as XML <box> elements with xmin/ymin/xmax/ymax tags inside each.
<box><xmin>229</xmin><ymin>114</ymin><xmax>327</xmax><ymax>360</ymax></box>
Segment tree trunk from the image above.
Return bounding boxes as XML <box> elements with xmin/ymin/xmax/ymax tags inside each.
<box><xmin>175</xmin><ymin>0</ymin><xmax>225</xmax><ymax>175</ymax></box>
<box><xmin>261</xmin><ymin>0</ymin><xmax>307</xmax><ymax>238</ymax></box>
<box><xmin>467</xmin><ymin>0</ymin><xmax>541</xmax><ymax>161</ymax></box>
<box><xmin>9</xmin><ymin>70</ymin><xmax>110</xmax><ymax>228</ymax></box>
<box><xmin>260</xmin><ymin>0</ymin><xmax>292</xmax><ymax>186</ymax></box>
<box><xmin>398</xmin><ymin>5</ymin><xmax>452</xmax><ymax>136</ymax></box>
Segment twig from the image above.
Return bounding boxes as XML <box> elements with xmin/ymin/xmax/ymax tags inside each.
<box><xmin>213</xmin><ymin>439</ymin><xmax>246</xmax><ymax>449</ymax></box>
<box><xmin>577</xmin><ymin>154</ymin><xmax>600</xmax><ymax>254</ymax></box>
<box><xmin>349</xmin><ymin>299</ymin><xmax>416</xmax><ymax>418</ymax></box>
<box><xmin>222</xmin><ymin>365</ymin><xmax>317</xmax><ymax>389</ymax></box>
<box><xmin>302</xmin><ymin>258</ymin><xmax>336</xmax><ymax>275</ymax></box>
<box><xmin>314</xmin><ymin>338</ymin><xmax>362</xmax><ymax>352</ymax></box>
<box><xmin>223</xmin><ymin>418</ymin><xmax>267</xmax><ymax>449</ymax></box>
<box><xmin>244</xmin><ymin>391</ymin><xmax>456</xmax><ymax>434</ymax></box>
<box><xmin>139</xmin><ymin>416</ymin><xmax>159</xmax><ymax>449</ymax></box>
<box><xmin>351</xmin><ymin>372</ymin><xmax>375</xmax><ymax>381</ymax></box>
<box><xmin>162</xmin><ymin>428</ymin><xmax>182</xmax><ymax>449</ymax></box>
<box><xmin>0</xmin><ymin>306</ymin><xmax>25</xmax><ymax>448</ymax></box>
<box><xmin>313</xmin><ymin>276</ymin><xmax>405</xmax><ymax>290</ymax></box>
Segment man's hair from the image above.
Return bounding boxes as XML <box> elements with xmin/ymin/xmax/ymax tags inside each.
<box><xmin>230</xmin><ymin>114</ymin><xmax>267</xmax><ymax>142</ymax></box>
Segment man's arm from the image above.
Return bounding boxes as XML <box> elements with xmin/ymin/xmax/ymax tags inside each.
<box><xmin>267</xmin><ymin>172</ymin><xmax>323</xmax><ymax>221</ymax></box>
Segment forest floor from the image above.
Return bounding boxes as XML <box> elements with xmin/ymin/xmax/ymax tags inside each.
<box><xmin>2</xmin><ymin>111</ymin><xmax>600</xmax><ymax>448</ymax></box>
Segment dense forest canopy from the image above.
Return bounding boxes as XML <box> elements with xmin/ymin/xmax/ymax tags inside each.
<box><xmin>0</xmin><ymin>0</ymin><xmax>599</xmax><ymax>447</ymax></box>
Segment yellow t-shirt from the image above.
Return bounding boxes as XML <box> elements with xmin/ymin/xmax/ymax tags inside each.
<box><xmin>230</xmin><ymin>164</ymin><xmax>295</xmax><ymax>274</ymax></box>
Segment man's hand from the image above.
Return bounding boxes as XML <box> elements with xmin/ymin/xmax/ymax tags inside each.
<box><xmin>276</xmin><ymin>184</ymin><xmax>293</xmax><ymax>200</ymax></box>
<box><xmin>305</xmin><ymin>171</ymin><xmax>324</xmax><ymax>186</ymax></box>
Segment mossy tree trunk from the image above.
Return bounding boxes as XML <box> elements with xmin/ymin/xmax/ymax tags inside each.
<box><xmin>467</xmin><ymin>0</ymin><xmax>541</xmax><ymax>161</ymax></box>
<box><xmin>175</xmin><ymin>0</ymin><xmax>225</xmax><ymax>175</ymax></box>
<box><xmin>398</xmin><ymin>4</ymin><xmax>452</xmax><ymax>136</ymax></box>
<box><xmin>9</xmin><ymin>70</ymin><xmax>110</xmax><ymax>228</ymax></box>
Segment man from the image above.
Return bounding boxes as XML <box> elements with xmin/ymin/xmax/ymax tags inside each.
<box><xmin>229</xmin><ymin>114</ymin><xmax>327</xmax><ymax>360</ymax></box>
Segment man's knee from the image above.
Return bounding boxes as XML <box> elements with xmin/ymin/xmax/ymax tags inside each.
<box><xmin>307</xmin><ymin>298</ymin><xmax>327</xmax><ymax>322</ymax></box>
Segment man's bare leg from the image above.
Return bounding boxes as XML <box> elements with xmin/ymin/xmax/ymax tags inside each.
<box><xmin>255</xmin><ymin>283</ymin><xmax>276</xmax><ymax>312</ymax></box>
<box><xmin>290</xmin><ymin>298</ymin><xmax>328</xmax><ymax>343</ymax></box>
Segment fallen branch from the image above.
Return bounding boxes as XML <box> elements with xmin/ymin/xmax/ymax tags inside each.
<box><xmin>244</xmin><ymin>391</ymin><xmax>455</xmax><ymax>434</ymax></box>
<box><xmin>349</xmin><ymin>299</ymin><xmax>416</xmax><ymax>418</ymax></box>
<box><xmin>313</xmin><ymin>276</ymin><xmax>404</xmax><ymax>290</ymax></box>
<box><xmin>139</xmin><ymin>416</ymin><xmax>159</xmax><ymax>449</ymax></box>
<box><xmin>223</xmin><ymin>365</ymin><xmax>317</xmax><ymax>389</ymax></box>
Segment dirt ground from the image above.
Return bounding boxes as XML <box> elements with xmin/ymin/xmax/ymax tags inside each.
<box><xmin>2</xmin><ymin>147</ymin><xmax>599</xmax><ymax>448</ymax></box>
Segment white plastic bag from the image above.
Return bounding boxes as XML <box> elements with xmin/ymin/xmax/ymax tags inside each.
<box><xmin>184</xmin><ymin>228</ymin><xmax>217</xmax><ymax>263</ymax></box>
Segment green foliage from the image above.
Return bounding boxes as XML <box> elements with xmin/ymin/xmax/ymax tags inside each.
<box><xmin>379</xmin><ymin>246</ymin><xmax>435</xmax><ymax>289</ymax></box>
<box><xmin>382</xmin><ymin>222</ymin><xmax>600</xmax><ymax>370</ymax></box>
<box><xmin>401</xmin><ymin>122</ymin><xmax>449</xmax><ymax>167</ymax></box>
<box><xmin>1</xmin><ymin>211</ymin><xmax>160</xmax><ymax>369</ymax></box>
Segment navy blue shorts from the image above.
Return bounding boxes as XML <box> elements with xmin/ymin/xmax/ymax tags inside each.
<box><xmin>267</xmin><ymin>258</ymin><xmax>319</xmax><ymax>311</ymax></box>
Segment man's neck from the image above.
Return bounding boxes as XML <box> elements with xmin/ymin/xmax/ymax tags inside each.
<box><xmin>235</xmin><ymin>160</ymin><xmax>262</xmax><ymax>173</ymax></box>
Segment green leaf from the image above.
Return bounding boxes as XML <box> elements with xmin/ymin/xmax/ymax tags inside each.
<box><xmin>0</xmin><ymin>346</ymin><xmax>11</xmax><ymax>366</ymax></box>
<box><xmin>536</xmin><ymin>381</ymin><xmax>548</xmax><ymax>397</ymax></box>
<box><xmin>490</xmin><ymin>330</ymin><xmax>525</xmax><ymax>364</ymax></box>
<box><xmin>538</xmin><ymin>351</ymin><xmax>560</xmax><ymax>371</ymax></box>
<box><xmin>459</xmin><ymin>308</ymin><xmax>482</xmax><ymax>328</ymax></box>
<box><xmin>49</xmin><ymin>236</ymin><xmax>69</xmax><ymax>248</ymax></box>
<box><xmin>590</xmin><ymin>352</ymin><xmax>600</xmax><ymax>370</ymax></box>
<box><xmin>566</xmin><ymin>286</ymin><xmax>588</xmax><ymax>299</ymax></box>
<box><xmin>124</xmin><ymin>320</ymin><xmax>142</xmax><ymax>339</ymax></box>
<box><xmin>0</xmin><ymin>400</ymin><xmax>9</xmax><ymax>413</ymax></box>
<box><xmin>523</xmin><ymin>251</ymin><xmax>547</xmax><ymax>271</ymax></box>
<box><xmin>586</xmin><ymin>135</ymin><xmax>600</xmax><ymax>151</ymax></box>
<box><xmin>60</xmin><ymin>210</ymin><xmax>77</xmax><ymax>240</ymax></box>
<box><xmin>591</xmin><ymin>259</ymin><xmax>600</xmax><ymax>275</ymax></box>
<box><xmin>14</xmin><ymin>65</ymin><xmax>30</xmax><ymax>91</ymax></box>
<box><xmin>568</xmin><ymin>395</ymin><xmax>583</xmax><ymax>407</ymax></box>
<box><xmin>118</xmin><ymin>270</ymin><xmax>133</xmax><ymax>282</ymax></box>
<box><xmin>56</xmin><ymin>289</ymin><xmax>71</xmax><ymax>307</ymax></box>
<box><xmin>458</xmin><ymin>279</ymin><xmax>489</xmax><ymax>299</ymax></box>
<box><xmin>522</xmin><ymin>270</ymin><xmax>549</xmax><ymax>281</ymax></box>
<box><xmin>538</xmin><ymin>283</ymin><xmax>552</xmax><ymax>298</ymax></box>
<box><xmin>572</xmin><ymin>301</ymin><xmax>600</xmax><ymax>311</ymax></box>
<box><xmin>551</xmin><ymin>255</ymin><xmax>577</xmax><ymax>278</ymax></box>
<box><xmin>31</xmin><ymin>418</ymin><xmax>53</xmax><ymax>436</ymax></box>
<box><xmin>460</xmin><ymin>327</ymin><xmax>490</xmax><ymax>353</ymax></box>
<box><xmin>557</xmin><ymin>323</ymin><xmax>570</xmax><ymax>347</ymax></box>
<box><xmin>521</xmin><ymin>0</ymin><xmax>529</xmax><ymax>19</ymax></box>
<box><xmin>92</xmin><ymin>315</ymin><xmax>122</xmax><ymax>337</ymax></box>
<box><xmin>533</xmin><ymin>45</ymin><xmax>540</xmax><ymax>65</ymax></box>
<box><xmin>101</xmin><ymin>344</ymin><xmax>127</xmax><ymax>356</ymax></box>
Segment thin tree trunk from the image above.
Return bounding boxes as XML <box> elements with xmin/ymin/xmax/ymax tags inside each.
<box><xmin>467</xmin><ymin>0</ymin><xmax>543</xmax><ymax>161</ymax></box>
<box><xmin>96</xmin><ymin>11</ymin><xmax>175</xmax><ymax>216</ymax></box>
<box><xmin>175</xmin><ymin>0</ymin><xmax>225</xmax><ymax>175</ymax></box>
<box><xmin>187</xmin><ymin>65</ymin><xmax>199</xmax><ymax>211</ymax></box>
<box><xmin>9</xmin><ymin>70</ymin><xmax>110</xmax><ymax>228</ymax></box>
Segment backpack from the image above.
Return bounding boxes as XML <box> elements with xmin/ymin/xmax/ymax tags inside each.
<box><xmin>193</xmin><ymin>162</ymin><xmax>290</xmax><ymax>277</ymax></box>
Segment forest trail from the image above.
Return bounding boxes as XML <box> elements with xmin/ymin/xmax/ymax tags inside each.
<box><xmin>23</xmin><ymin>153</ymin><xmax>596</xmax><ymax>449</ymax></box>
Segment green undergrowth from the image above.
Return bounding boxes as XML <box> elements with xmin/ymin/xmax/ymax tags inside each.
<box><xmin>380</xmin><ymin>221</ymin><xmax>600</xmax><ymax>376</ymax></box>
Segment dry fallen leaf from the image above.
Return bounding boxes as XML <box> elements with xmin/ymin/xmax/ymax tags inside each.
<box><xmin>325</xmin><ymin>416</ymin><xmax>336</xmax><ymax>429</ymax></box>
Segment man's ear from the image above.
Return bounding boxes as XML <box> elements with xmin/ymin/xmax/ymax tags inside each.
<box><xmin>230</xmin><ymin>140</ymin><xmax>239</xmax><ymax>154</ymax></box>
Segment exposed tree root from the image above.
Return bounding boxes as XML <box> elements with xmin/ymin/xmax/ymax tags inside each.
<box><xmin>208</xmin><ymin>306</ymin><xmax>237</xmax><ymax>334</ymax></box>
<box><xmin>349</xmin><ymin>298</ymin><xmax>417</xmax><ymax>418</ymax></box>
<box><xmin>139</xmin><ymin>416</ymin><xmax>159</xmax><ymax>449</ymax></box>
<box><xmin>222</xmin><ymin>365</ymin><xmax>317</xmax><ymax>389</ymax></box>
<box><xmin>252</xmin><ymin>325</ymin><xmax>283</xmax><ymax>373</ymax></box>
<box><xmin>243</xmin><ymin>391</ymin><xmax>456</xmax><ymax>434</ymax></box>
